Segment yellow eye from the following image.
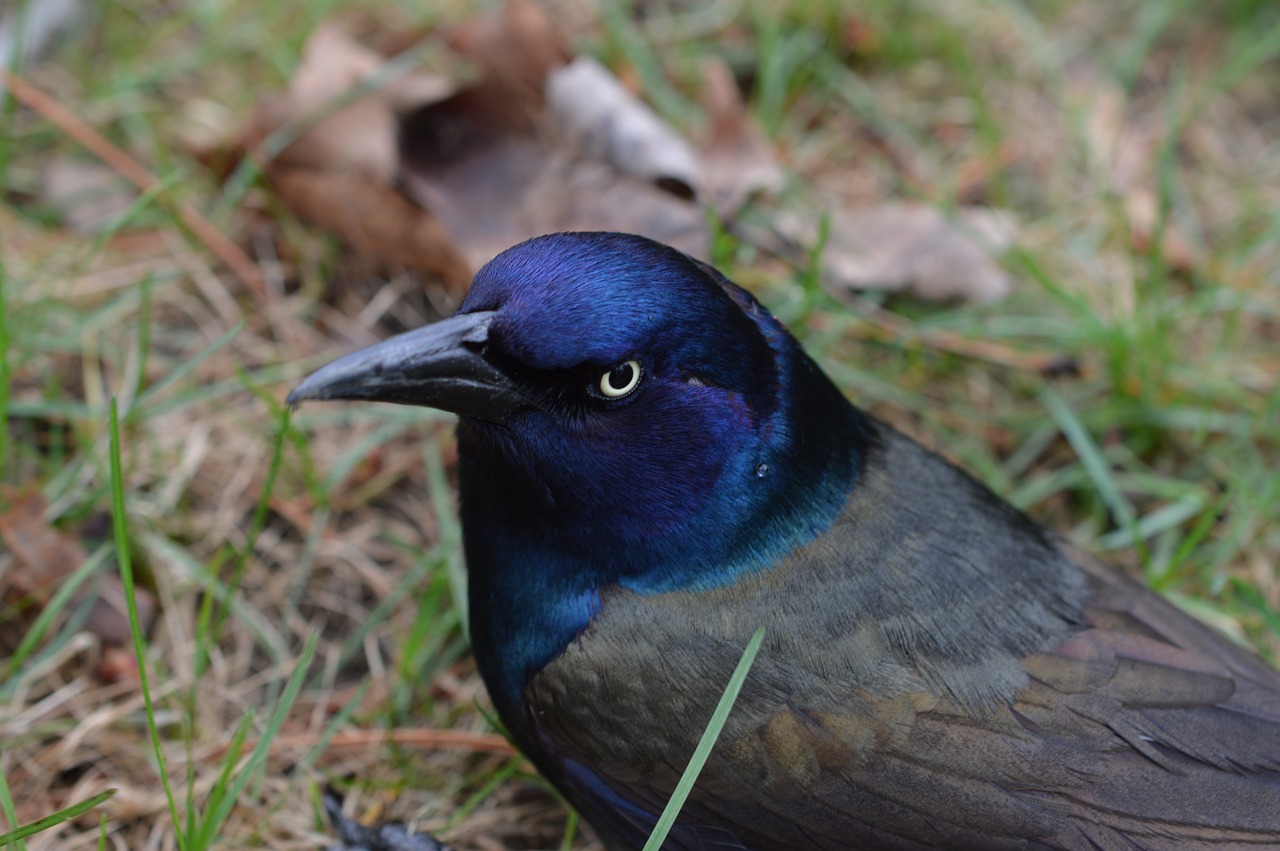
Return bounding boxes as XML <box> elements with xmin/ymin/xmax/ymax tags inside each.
<box><xmin>599</xmin><ymin>360</ymin><xmax>642</xmax><ymax>398</ymax></box>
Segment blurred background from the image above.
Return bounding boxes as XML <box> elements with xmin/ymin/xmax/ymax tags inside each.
<box><xmin>1</xmin><ymin>0</ymin><xmax>1277</xmax><ymax>848</ymax></box>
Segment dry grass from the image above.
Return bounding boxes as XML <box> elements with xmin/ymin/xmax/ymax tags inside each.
<box><xmin>1</xmin><ymin>1</ymin><xmax>1277</xmax><ymax>849</ymax></box>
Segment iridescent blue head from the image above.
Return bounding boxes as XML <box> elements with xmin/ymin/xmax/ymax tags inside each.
<box><xmin>460</xmin><ymin>233</ymin><xmax>793</xmax><ymax>548</ymax></box>
<box><xmin>289</xmin><ymin>232</ymin><xmax>866</xmax><ymax>705</ymax></box>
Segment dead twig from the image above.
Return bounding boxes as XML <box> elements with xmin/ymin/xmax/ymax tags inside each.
<box><xmin>837</xmin><ymin>300</ymin><xmax>1084</xmax><ymax>377</ymax></box>
<box><xmin>1</xmin><ymin>68</ymin><xmax>267</xmax><ymax>301</ymax></box>
<box><xmin>209</xmin><ymin>727</ymin><xmax>517</xmax><ymax>762</ymax></box>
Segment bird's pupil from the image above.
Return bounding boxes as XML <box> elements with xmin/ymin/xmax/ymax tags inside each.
<box><xmin>608</xmin><ymin>363</ymin><xmax>633</xmax><ymax>390</ymax></box>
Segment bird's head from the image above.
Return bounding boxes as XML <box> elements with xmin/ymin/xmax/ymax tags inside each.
<box><xmin>290</xmin><ymin>232</ymin><xmax>862</xmax><ymax>589</ymax></box>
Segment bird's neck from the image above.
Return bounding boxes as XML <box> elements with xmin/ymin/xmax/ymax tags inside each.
<box><xmin>459</xmin><ymin>342</ymin><xmax>867</xmax><ymax>713</ymax></box>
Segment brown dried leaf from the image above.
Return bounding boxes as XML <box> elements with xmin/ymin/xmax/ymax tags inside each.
<box><xmin>523</xmin><ymin>157</ymin><xmax>708</xmax><ymax>258</ymax></box>
<box><xmin>0</xmin><ymin>493</ymin><xmax>155</xmax><ymax>662</ymax></box>
<box><xmin>777</xmin><ymin>203</ymin><xmax>1017</xmax><ymax>302</ymax></box>
<box><xmin>261</xmin><ymin>23</ymin><xmax>455</xmax><ymax>179</ymax></box>
<box><xmin>546</xmin><ymin>56</ymin><xmax>699</xmax><ymax>197</ymax></box>
<box><xmin>402</xmin><ymin>145</ymin><xmax>708</xmax><ymax>271</ymax></box>
<box><xmin>442</xmin><ymin>0</ymin><xmax>570</xmax><ymax>105</ymax></box>
<box><xmin>230</xmin><ymin>3</ymin><xmax>576</xmax><ymax>295</ymax></box>
<box><xmin>233</xmin><ymin>22</ymin><xmax>467</xmax><ymax>292</ymax></box>
<box><xmin>233</xmin><ymin>2</ymin><xmax>790</xmax><ymax>291</ymax></box>
<box><xmin>697</xmin><ymin>56</ymin><xmax>785</xmax><ymax>216</ymax></box>
<box><xmin>271</xmin><ymin>166</ymin><xmax>471</xmax><ymax>291</ymax></box>
<box><xmin>0</xmin><ymin>492</ymin><xmax>82</xmax><ymax>600</ymax></box>
<box><xmin>398</xmin><ymin>2</ymin><xmax>707</xmax><ymax>269</ymax></box>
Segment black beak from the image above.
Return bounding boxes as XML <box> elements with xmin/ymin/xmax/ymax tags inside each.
<box><xmin>287</xmin><ymin>310</ymin><xmax>528</xmax><ymax>422</ymax></box>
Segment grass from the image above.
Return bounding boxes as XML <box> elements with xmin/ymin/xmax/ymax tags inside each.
<box><xmin>641</xmin><ymin>627</ymin><xmax>765</xmax><ymax>851</ymax></box>
<box><xmin>0</xmin><ymin>0</ymin><xmax>1278</xmax><ymax>848</ymax></box>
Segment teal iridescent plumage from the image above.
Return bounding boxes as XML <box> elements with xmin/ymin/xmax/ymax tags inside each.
<box><xmin>291</xmin><ymin>232</ymin><xmax>1280</xmax><ymax>850</ymax></box>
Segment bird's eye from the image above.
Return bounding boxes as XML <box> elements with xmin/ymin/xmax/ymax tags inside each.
<box><xmin>598</xmin><ymin>360</ymin><xmax>642</xmax><ymax>398</ymax></box>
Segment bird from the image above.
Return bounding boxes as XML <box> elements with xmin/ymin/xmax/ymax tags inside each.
<box><xmin>289</xmin><ymin>231</ymin><xmax>1280</xmax><ymax>850</ymax></box>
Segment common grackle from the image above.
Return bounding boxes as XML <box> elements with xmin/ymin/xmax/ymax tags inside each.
<box><xmin>290</xmin><ymin>232</ymin><xmax>1280</xmax><ymax>850</ymax></box>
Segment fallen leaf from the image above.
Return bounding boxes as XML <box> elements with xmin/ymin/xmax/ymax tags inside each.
<box><xmin>218</xmin><ymin>0</ymin><xmax>721</xmax><ymax>292</ymax></box>
<box><xmin>270</xmin><ymin>166</ymin><xmax>471</xmax><ymax>290</ymax></box>
<box><xmin>0</xmin><ymin>492</ymin><xmax>156</xmax><ymax>677</ymax></box>
<box><xmin>258</xmin><ymin>22</ymin><xmax>456</xmax><ymax>181</ymax></box>
<box><xmin>237</xmin><ymin>22</ymin><xmax>469</xmax><ymax>293</ymax></box>
<box><xmin>399</xmin><ymin>125</ymin><xmax>707</xmax><ymax>269</ymax></box>
<box><xmin>441</xmin><ymin>0</ymin><xmax>569</xmax><ymax>103</ymax></box>
<box><xmin>1</xmin><ymin>492</ymin><xmax>89</xmax><ymax>602</ymax></box>
<box><xmin>397</xmin><ymin>1</ymin><xmax>707</xmax><ymax>267</ymax></box>
<box><xmin>696</xmin><ymin>55</ymin><xmax>785</xmax><ymax>217</ymax></box>
<box><xmin>546</xmin><ymin>55</ymin><xmax>699</xmax><ymax>198</ymax></box>
<box><xmin>230</xmin><ymin>1</ymin><xmax>1009</xmax><ymax>307</ymax></box>
<box><xmin>776</xmin><ymin>203</ymin><xmax>1018</xmax><ymax>302</ymax></box>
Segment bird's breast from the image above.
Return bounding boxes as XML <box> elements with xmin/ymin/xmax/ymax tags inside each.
<box><xmin>522</xmin><ymin>576</ymin><xmax>924</xmax><ymax>789</ymax></box>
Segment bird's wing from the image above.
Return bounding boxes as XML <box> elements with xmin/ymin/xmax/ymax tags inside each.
<box><xmin>1006</xmin><ymin>550</ymin><xmax>1280</xmax><ymax>849</ymax></box>
<box><xmin>537</xmin><ymin>564</ymin><xmax>1280</xmax><ymax>850</ymax></box>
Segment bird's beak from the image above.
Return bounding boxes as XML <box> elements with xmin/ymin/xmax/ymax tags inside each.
<box><xmin>287</xmin><ymin>310</ymin><xmax>528</xmax><ymax>422</ymax></box>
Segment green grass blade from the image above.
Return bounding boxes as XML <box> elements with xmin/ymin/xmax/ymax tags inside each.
<box><xmin>559</xmin><ymin>809</ymin><xmax>580</xmax><ymax>851</ymax></box>
<box><xmin>214</xmin><ymin>404</ymin><xmax>290</xmax><ymax>641</ymax></box>
<box><xmin>193</xmin><ymin>713</ymin><xmax>254</xmax><ymax>848</ymax></box>
<box><xmin>424</xmin><ymin>435</ymin><xmax>468</xmax><ymax>638</ymax></box>
<box><xmin>301</xmin><ymin>679</ymin><xmax>369</xmax><ymax>769</ymax></box>
<box><xmin>135</xmin><ymin>321</ymin><xmax>244</xmax><ymax>411</ymax></box>
<box><xmin>1095</xmin><ymin>494</ymin><xmax>1206</xmax><ymax>552</ymax></box>
<box><xmin>3</xmin><ymin>544</ymin><xmax>112</xmax><ymax>690</ymax></box>
<box><xmin>1040</xmin><ymin>388</ymin><xmax>1140</xmax><ymax>547</ymax></box>
<box><xmin>0</xmin><ymin>2</ymin><xmax>13</xmax><ymax>482</ymax></box>
<box><xmin>642</xmin><ymin>627</ymin><xmax>766</xmax><ymax>851</ymax></box>
<box><xmin>0</xmin><ymin>790</ymin><xmax>116</xmax><ymax>845</ymax></box>
<box><xmin>0</xmin><ymin>760</ymin><xmax>24</xmax><ymax>851</ymax></box>
<box><xmin>447</xmin><ymin>758</ymin><xmax>524</xmax><ymax>829</ymax></box>
<box><xmin>197</xmin><ymin>633</ymin><xmax>318</xmax><ymax>844</ymax></box>
<box><xmin>127</xmin><ymin>274</ymin><xmax>155</xmax><ymax>412</ymax></box>
<box><xmin>108</xmin><ymin>396</ymin><xmax>185</xmax><ymax>849</ymax></box>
